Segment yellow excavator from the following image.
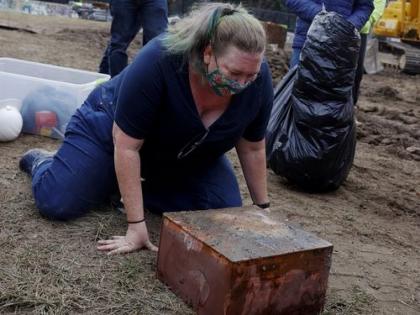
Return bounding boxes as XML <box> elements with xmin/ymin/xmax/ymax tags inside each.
<box><xmin>373</xmin><ymin>0</ymin><xmax>420</xmax><ymax>74</ymax></box>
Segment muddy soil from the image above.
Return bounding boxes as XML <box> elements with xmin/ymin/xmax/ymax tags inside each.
<box><xmin>0</xmin><ymin>11</ymin><xmax>419</xmax><ymax>315</ymax></box>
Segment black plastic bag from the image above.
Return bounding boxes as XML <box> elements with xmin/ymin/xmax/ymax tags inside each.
<box><xmin>266</xmin><ymin>11</ymin><xmax>360</xmax><ymax>191</ymax></box>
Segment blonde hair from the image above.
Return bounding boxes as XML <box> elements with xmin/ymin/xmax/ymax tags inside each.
<box><xmin>162</xmin><ymin>2</ymin><xmax>266</xmax><ymax>73</ymax></box>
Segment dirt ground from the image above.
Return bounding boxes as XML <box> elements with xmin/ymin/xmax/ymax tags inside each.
<box><xmin>0</xmin><ymin>11</ymin><xmax>419</xmax><ymax>315</ymax></box>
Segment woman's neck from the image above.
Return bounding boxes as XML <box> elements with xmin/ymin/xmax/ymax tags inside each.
<box><xmin>188</xmin><ymin>64</ymin><xmax>231</xmax><ymax>128</ymax></box>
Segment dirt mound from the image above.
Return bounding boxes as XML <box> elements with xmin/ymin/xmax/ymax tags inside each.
<box><xmin>365</xmin><ymin>85</ymin><xmax>402</xmax><ymax>100</ymax></box>
<box><xmin>54</xmin><ymin>27</ymin><xmax>109</xmax><ymax>41</ymax></box>
<box><xmin>53</xmin><ymin>28</ymin><xmax>112</xmax><ymax>50</ymax></box>
<box><xmin>266</xmin><ymin>48</ymin><xmax>290</xmax><ymax>84</ymax></box>
<box><xmin>357</xmin><ymin>72</ymin><xmax>420</xmax><ymax>162</ymax></box>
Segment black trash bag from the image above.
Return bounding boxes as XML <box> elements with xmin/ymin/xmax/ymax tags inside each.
<box><xmin>266</xmin><ymin>11</ymin><xmax>360</xmax><ymax>191</ymax></box>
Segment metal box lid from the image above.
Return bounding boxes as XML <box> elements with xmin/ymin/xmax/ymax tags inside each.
<box><xmin>164</xmin><ymin>207</ymin><xmax>332</xmax><ymax>263</ymax></box>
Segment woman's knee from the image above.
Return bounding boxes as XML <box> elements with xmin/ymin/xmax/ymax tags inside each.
<box><xmin>34</xmin><ymin>191</ymin><xmax>89</xmax><ymax>220</ymax></box>
<box><xmin>34</xmin><ymin>190</ymin><xmax>89</xmax><ymax>221</ymax></box>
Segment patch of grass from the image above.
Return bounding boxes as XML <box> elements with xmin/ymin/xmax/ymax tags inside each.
<box><xmin>0</xmin><ymin>209</ymin><xmax>193</xmax><ymax>315</ymax></box>
<box><xmin>323</xmin><ymin>286</ymin><xmax>377</xmax><ymax>315</ymax></box>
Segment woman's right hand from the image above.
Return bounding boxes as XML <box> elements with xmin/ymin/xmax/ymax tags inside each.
<box><xmin>97</xmin><ymin>222</ymin><xmax>158</xmax><ymax>255</ymax></box>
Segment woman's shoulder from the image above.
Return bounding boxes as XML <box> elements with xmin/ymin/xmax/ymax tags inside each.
<box><xmin>133</xmin><ymin>36</ymin><xmax>167</xmax><ymax>65</ymax></box>
<box><xmin>260</xmin><ymin>59</ymin><xmax>271</xmax><ymax>76</ymax></box>
<box><xmin>242</xmin><ymin>59</ymin><xmax>273</xmax><ymax>104</ymax></box>
<box><xmin>129</xmin><ymin>35</ymin><xmax>184</xmax><ymax>75</ymax></box>
<box><xmin>253</xmin><ymin>58</ymin><xmax>272</xmax><ymax>88</ymax></box>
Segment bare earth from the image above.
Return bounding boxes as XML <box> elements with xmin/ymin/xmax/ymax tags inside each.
<box><xmin>0</xmin><ymin>11</ymin><xmax>419</xmax><ymax>315</ymax></box>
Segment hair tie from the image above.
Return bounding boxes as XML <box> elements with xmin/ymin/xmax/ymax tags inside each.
<box><xmin>222</xmin><ymin>8</ymin><xmax>236</xmax><ymax>17</ymax></box>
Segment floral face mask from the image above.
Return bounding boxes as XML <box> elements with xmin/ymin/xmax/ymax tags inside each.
<box><xmin>205</xmin><ymin>56</ymin><xmax>253</xmax><ymax>96</ymax></box>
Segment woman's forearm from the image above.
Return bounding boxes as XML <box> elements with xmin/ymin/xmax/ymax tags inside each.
<box><xmin>114</xmin><ymin>147</ymin><xmax>144</xmax><ymax>221</ymax></box>
<box><xmin>97</xmin><ymin>123</ymin><xmax>156</xmax><ymax>255</ymax></box>
<box><xmin>236</xmin><ymin>139</ymin><xmax>269</xmax><ymax>205</ymax></box>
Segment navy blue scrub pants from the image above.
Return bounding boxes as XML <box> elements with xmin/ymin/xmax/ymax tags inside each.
<box><xmin>99</xmin><ymin>0</ymin><xmax>168</xmax><ymax>77</ymax></box>
<box><xmin>30</xmin><ymin>87</ymin><xmax>242</xmax><ymax>220</ymax></box>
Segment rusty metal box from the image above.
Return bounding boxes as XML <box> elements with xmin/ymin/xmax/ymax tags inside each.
<box><xmin>157</xmin><ymin>207</ymin><xmax>333</xmax><ymax>315</ymax></box>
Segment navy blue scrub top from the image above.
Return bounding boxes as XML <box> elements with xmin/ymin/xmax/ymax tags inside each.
<box><xmin>102</xmin><ymin>35</ymin><xmax>273</xmax><ymax>181</ymax></box>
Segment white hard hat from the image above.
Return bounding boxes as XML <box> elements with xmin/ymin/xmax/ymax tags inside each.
<box><xmin>0</xmin><ymin>105</ymin><xmax>23</xmax><ymax>142</ymax></box>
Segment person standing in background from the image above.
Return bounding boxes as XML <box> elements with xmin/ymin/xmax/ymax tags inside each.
<box><xmin>99</xmin><ymin>0</ymin><xmax>168</xmax><ymax>77</ymax></box>
<box><xmin>353</xmin><ymin>0</ymin><xmax>386</xmax><ymax>106</ymax></box>
<box><xmin>285</xmin><ymin>0</ymin><xmax>374</xmax><ymax>68</ymax></box>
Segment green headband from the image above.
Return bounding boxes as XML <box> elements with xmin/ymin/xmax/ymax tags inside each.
<box><xmin>207</xmin><ymin>7</ymin><xmax>237</xmax><ymax>42</ymax></box>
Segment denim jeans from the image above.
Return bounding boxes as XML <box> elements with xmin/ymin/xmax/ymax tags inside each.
<box><xmin>353</xmin><ymin>33</ymin><xmax>367</xmax><ymax>106</ymax></box>
<box><xmin>99</xmin><ymin>0</ymin><xmax>168</xmax><ymax>77</ymax></box>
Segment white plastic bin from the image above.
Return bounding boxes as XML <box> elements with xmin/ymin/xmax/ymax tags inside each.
<box><xmin>0</xmin><ymin>58</ymin><xmax>110</xmax><ymax>139</ymax></box>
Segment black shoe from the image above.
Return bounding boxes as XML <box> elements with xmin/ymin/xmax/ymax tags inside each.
<box><xmin>19</xmin><ymin>149</ymin><xmax>53</xmax><ymax>175</ymax></box>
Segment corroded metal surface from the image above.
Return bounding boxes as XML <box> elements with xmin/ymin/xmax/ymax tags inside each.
<box><xmin>157</xmin><ymin>207</ymin><xmax>333</xmax><ymax>315</ymax></box>
<box><xmin>163</xmin><ymin>207</ymin><xmax>331</xmax><ymax>262</ymax></box>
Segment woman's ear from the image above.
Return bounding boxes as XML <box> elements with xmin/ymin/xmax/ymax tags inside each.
<box><xmin>203</xmin><ymin>45</ymin><xmax>213</xmax><ymax>65</ymax></box>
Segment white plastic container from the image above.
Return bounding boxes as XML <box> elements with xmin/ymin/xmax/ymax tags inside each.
<box><xmin>0</xmin><ymin>58</ymin><xmax>110</xmax><ymax>138</ymax></box>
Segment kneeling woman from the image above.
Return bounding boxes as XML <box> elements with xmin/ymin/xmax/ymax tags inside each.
<box><xmin>20</xmin><ymin>2</ymin><xmax>273</xmax><ymax>254</ymax></box>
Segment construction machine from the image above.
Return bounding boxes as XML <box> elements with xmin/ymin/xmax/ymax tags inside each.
<box><xmin>71</xmin><ymin>1</ymin><xmax>110</xmax><ymax>21</ymax></box>
<box><xmin>373</xmin><ymin>0</ymin><xmax>420</xmax><ymax>74</ymax></box>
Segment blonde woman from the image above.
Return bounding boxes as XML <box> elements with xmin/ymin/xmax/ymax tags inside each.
<box><xmin>20</xmin><ymin>3</ymin><xmax>273</xmax><ymax>254</ymax></box>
